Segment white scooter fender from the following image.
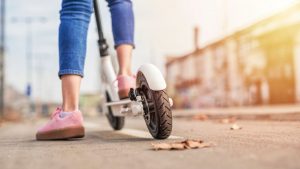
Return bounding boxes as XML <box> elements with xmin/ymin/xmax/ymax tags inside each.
<box><xmin>137</xmin><ymin>64</ymin><xmax>167</xmax><ymax>91</ymax></box>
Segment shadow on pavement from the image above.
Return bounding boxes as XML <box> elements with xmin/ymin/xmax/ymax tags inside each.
<box><xmin>87</xmin><ymin>130</ymin><xmax>154</xmax><ymax>143</ymax></box>
<box><xmin>9</xmin><ymin>130</ymin><xmax>153</xmax><ymax>148</ymax></box>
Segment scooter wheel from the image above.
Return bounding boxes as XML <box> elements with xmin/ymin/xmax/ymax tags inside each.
<box><xmin>105</xmin><ymin>92</ymin><xmax>125</xmax><ymax>130</ymax></box>
<box><xmin>136</xmin><ymin>72</ymin><xmax>172</xmax><ymax>139</ymax></box>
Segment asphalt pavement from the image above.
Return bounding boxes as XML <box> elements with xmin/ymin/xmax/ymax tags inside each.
<box><xmin>0</xmin><ymin>116</ymin><xmax>299</xmax><ymax>169</ymax></box>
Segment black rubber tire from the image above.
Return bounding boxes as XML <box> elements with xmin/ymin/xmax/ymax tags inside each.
<box><xmin>137</xmin><ymin>72</ymin><xmax>172</xmax><ymax>139</ymax></box>
<box><xmin>105</xmin><ymin>92</ymin><xmax>125</xmax><ymax>130</ymax></box>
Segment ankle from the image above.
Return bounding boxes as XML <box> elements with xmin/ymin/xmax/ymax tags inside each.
<box><xmin>118</xmin><ymin>71</ymin><xmax>132</xmax><ymax>76</ymax></box>
<box><xmin>118</xmin><ymin>69</ymin><xmax>132</xmax><ymax>76</ymax></box>
<box><xmin>62</xmin><ymin>105</ymin><xmax>78</xmax><ymax>112</ymax></box>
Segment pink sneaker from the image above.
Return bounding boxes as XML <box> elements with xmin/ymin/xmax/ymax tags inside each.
<box><xmin>36</xmin><ymin>107</ymin><xmax>85</xmax><ymax>140</ymax></box>
<box><xmin>116</xmin><ymin>75</ymin><xmax>136</xmax><ymax>99</ymax></box>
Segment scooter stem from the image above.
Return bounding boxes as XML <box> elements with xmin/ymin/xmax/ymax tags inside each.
<box><xmin>93</xmin><ymin>0</ymin><xmax>109</xmax><ymax>57</ymax></box>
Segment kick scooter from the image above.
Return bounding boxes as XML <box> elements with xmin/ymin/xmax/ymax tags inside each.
<box><xmin>93</xmin><ymin>0</ymin><xmax>173</xmax><ymax>139</ymax></box>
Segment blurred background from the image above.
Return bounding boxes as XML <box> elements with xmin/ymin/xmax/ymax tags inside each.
<box><xmin>0</xmin><ymin>0</ymin><xmax>299</xmax><ymax>119</ymax></box>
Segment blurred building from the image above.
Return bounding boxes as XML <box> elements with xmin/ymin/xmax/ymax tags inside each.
<box><xmin>4</xmin><ymin>85</ymin><xmax>61</xmax><ymax>119</ymax></box>
<box><xmin>80</xmin><ymin>93</ymin><xmax>104</xmax><ymax>117</ymax></box>
<box><xmin>4</xmin><ymin>85</ymin><xmax>30</xmax><ymax>120</ymax></box>
<box><xmin>166</xmin><ymin>3</ymin><xmax>300</xmax><ymax>108</ymax></box>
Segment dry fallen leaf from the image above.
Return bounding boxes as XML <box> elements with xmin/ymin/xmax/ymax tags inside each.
<box><xmin>183</xmin><ymin>139</ymin><xmax>203</xmax><ymax>149</ymax></box>
<box><xmin>152</xmin><ymin>143</ymin><xmax>172</xmax><ymax>150</ymax></box>
<box><xmin>217</xmin><ymin>117</ymin><xmax>236</xmax><ymax>124</ymax></box>
<box><xmin>170</xmin><ymin>143</ymin><xmax>186</xmax><ymax>150</ymax></box>
<box><xmin>192</xmin><ymin>114</ymin><xmax>208</xmax><ymax>121</ymax></box>
<box><xmin>152</xmin><ymin>139</ymin><xmax>213</xmax><ymax>151</ymax></box>
<box><xmin>230</xmin><ymin>123</ymin><xmax>242</xmax><ymax>130</ymax></box>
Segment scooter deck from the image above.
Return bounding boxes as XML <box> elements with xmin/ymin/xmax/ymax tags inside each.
<box><xmin>104</xmin><ymin>98</ymin><xmax>131</xmax><ymax>107</ymax></box>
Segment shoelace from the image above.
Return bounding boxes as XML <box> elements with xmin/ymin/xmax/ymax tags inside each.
<box><xmin>51</xmin><ymin>107</ymin><xmax>62</xmax><ymax>119</ymax></box>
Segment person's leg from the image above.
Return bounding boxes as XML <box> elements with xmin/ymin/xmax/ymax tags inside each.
<box><xmin>59</xmin><ymin>0</ymin><xmax>93</xmax><ymax>111</ymax></box>
<box><xmin>61</xmin><ymin>75</ymin><xmax>81</xmax><ymax>112</ymax></box>
<box><xmin>117</xmin><ymin>45</ymin><xmax>133</xmax><ymax>76</ymax></box>
<box><xmin>107</xmin><ymin>0</ymin><xmax>135</xmax><ymax>76</ymax></box>
<box><xmin>36</xmin><ymin>0</ymin><xmax>92</xmax><ymax>140</ymax></box>
<box><xmin>107</xmin><ymin>0</ymin><xmax>135</xmax><ymax>98</ymax></box>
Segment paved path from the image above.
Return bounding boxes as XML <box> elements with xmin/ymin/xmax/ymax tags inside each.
<box><xmin>173</xmin><ymin>105</ymin><xmax>300</xmax><ymax>120</ymax></box>
<box><xmin>0</xmin><ymin>116</ymin><xmax>299</xmax><ymax>169</ymax></box>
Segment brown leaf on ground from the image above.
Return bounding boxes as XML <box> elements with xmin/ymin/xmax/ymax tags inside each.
<box><xmin>230</xmin><ymin>123</ymin><xmax>242</xmax><ymax>130</ymax></box>
<box><xmin>183</xmin><ymin>139</ymin><xmax>203</xmax><ymax>149</ymax></box>
<box><xmin>217</xmin><ymin>117</ymin><xmax>236</xmax><ymax>124</ymax></box>
<box><xmin>192</xmin><ymin>114</ymin><xmax>208</xmax><ymax>121</ymax></box>
<box><xmin>152</xmin><ymin>143</ymin><xmax>172</xmax><ymax>150</ymax></box>
<box><xmin>170</xmin><ymin>143</ymin><xmax>186</xmax><ymax>150</ymax></box>
<box><xmin>152</xmin><ymin>139</ymin><xmax>213</xmax><ymax>151</ymax></box>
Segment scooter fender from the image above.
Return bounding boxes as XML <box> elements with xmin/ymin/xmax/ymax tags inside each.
<box><xmin>137</xmin><ymin>64</ymin><xmax>167</xmax><ymax>91</ymax></box>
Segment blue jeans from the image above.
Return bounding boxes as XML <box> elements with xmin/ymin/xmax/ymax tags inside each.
<box><xmin>58</xmin><ymin>0</ymin><xmax>134</xmax><ymax>77</ymax></box>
